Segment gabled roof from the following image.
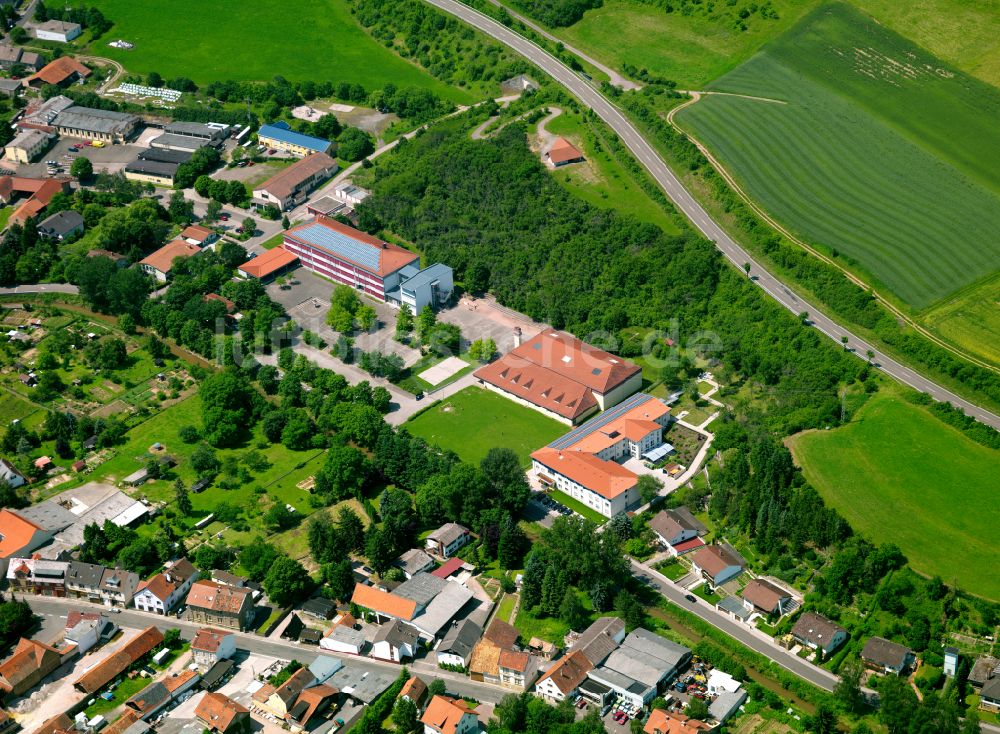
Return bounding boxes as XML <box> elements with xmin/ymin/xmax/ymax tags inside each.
<box><xmin>570</xmin><ymin>616</ymin><xmax>624</xmax><ymax>665</ymax></box>
<box><xmin>691</xmin><ymin>545</ymin><xmax>743</xmax><ymax>578</ymax></box>
<box><xmin>373</xmin><ymin>618</ymin><xmax>420</xmax><ymax>649</ymax></box>
<box><xmin>351</xmin><ymin>584</ymin><xmax>418</xmax><ymax>621</ymax></box>
<box><xmin>547</xmin><ymin>137</ymin><xmax>584</xmax><ymax>165</ymax></box>
<box><xmin>136</xmin><ymin>572</ymin><xmax>177</xmax><ymax>603</ymax></box>
<box><xmin>0</xmin><ymin>509</ymin><xmax>48</xmax><ymax>558</ymax></box>
<box><xmin>535</xmin><ymin>649</ymin><xmax>592</xmax><ymax>695</ymax></box>
<box><xmin>287</xmin><ymin>683</ymin><xmax>338</xmax><ymax>725</ymax></box>
<box><xmin>644</xmin><ymin>710</ymin><xmax>711</xmax><ymax>734</ymax></box>
<box><xmin>179</xmin><ymin>224</ymin><xmax>215</xmax><ymax>244</ymax></box>
<box><xmin>74</xmin><ymin>626</ymin><xmax>164</xmax><ymax>694</ymax></box>
<box><xmin>649</xmin><ymin>507</ymin><xmax>703</xmax><ymax>542</ymax></box>
<box><xmin>254</xmin><ymin>152</ymin><xmax>337</xmax><ymax>200</ymax></box>
<box><xmin>66</xmin><ymin>561</ymin><xmax>105</xmax><ymax>588</ymax></box>
<box><xmin>740</xmin><ymin>578</ymin><xmax>791</xmax><ymax>613</ymax></box>
<box><xmin>399</xmin><ymin>675</ymin><xmax>427</xmax><ymax>702</ymax></box>
<box><xmin>272</xmin><ymin>667</ymin><xmax>314</xmax><ymax>707</ymax></box>
<box><xmin>861</xmin><ymin>636</ymin><xmax>912</xmax><ymax>669</ymax></box>
<box><xmin>790</xmin><ymin>612</ymin><xmax>845</xmax><ymax>649</ymax></box>
<box><xmin>196</xmin><ymin>692</ymin><xmax>249</xmax><ymax>731</ymax></box>
<box><xmin>432</xmin><ymin>557</ymin><xmax>465</xmax><ymax>579</ymax></box>
<box><xmin>0</xmin><ymin>638</ymin><xmax>61</xmax><ymax>690</ymax></box>
<box><xmin>237</xmin><ymin>246</ymin><xmax>299</xmax><ymax>279</ymax></box>
<box><xmin>484</xmin><ymin>618</ymin><xmax>520</xmax><ymax>650</ymax></box>
<box><xmin>530</xmin><ymin>448</ymin><xmax>637</xmax><ymax>500</ymax></box>
<box><xmin>138</xmin><ymin>239</ymin><xmax>200</xmax><ymax>276</ymax></box>
<box><xmin>192</xmin><ymin>628</ymin><xmax>232</xmax><ymax>654</ymax></box>
<box><xmin>439</xmin><ymin>619</ymin><xmax>482</xmax><ymax>660</ymax></box>
<box><xmin>421</xmin><ymin>695</ymin><xmax>478</xmax><ymax>734</ymax></box>
<box><xmin>426</xmin><ymin>523</ymin><xmax>469</xmax><ymax>547</ymax></box>
<box><xmin>26</xmin><ymin>56</ymin><xmax>90</xmax><ymax>86</ymax></box>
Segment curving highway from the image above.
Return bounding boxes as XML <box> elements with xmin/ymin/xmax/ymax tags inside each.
<box><xmin>421</xmin><ymin>0</ymin><xmax>1000</xmax><ymax>430</ymax></box>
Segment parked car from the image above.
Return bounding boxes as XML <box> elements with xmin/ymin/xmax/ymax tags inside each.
<box><xmin>684</xmin><ymin>594</ymin><xmax>697</xmax><ymax>603</ymax></box>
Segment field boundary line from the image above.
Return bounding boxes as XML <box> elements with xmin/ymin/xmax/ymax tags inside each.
<box><xmin>667</xmin><ymin>93</ymin><xmax>1000</xmax><ymax>376</ymax></box>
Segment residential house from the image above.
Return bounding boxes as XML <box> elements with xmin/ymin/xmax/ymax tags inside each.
<box><xmin>394</xmin><ymin>548</ymin><xmax>436</xmax><ymax>579</ymax></box>
<box><xmin>969</xmin><ymin>656</ymin><xmax>1000</xmax><ymax>689</ymax></box>
<box><xmin>534</xmin><ymin>650</ymin><xmax>593</xmax><ymax>703</ymax></box>
<box><xmin>399</xmin><ymin>675</ymin><xmax>427</xmax><ymax>705</ymax></box>
<box><xmin>0</xmin><ymin>175</ymin><xmax>71</xmax><ymax>226</ymax></box>
<box><xmin>715</xmin><ymin>596</ymin><xmax>753</xmax><ymax>625</ymax></box>
<box><xmin>477</xmin><ymin>329</ymin><xmax>643</xmax><ymax>425</ymax></box>
<box><xmin>0</xmin><ymin>43</ymin><xmax>42</xmax><ymax>72</ymax></box>
<box><xmin>252</xmin><ymin>152</ymin><xmax>338</xmax><ymax>211</ymax></box>
<box><xmin>65</xmin><ymin>561</ymin><xmax>105</xmax><ymax>602</ymax></box>
<box><xmin>790</xmin><ymin>612</ymin><xmax>847</xmax><ymax>657</ymax></box>
<box><xmin>179</xmin><ymin>224</ymin><xmax>218</xmax><ymax>247</ymax></box>
<box><xmin>372</xmin><ymin>618</ymin><xmax>420</xmax><ymax>662</ymax></box>
<box><xmin>690</xmin><ymin>544</ymin><xmax>744</xmax><ymax>587</ymax></box>
<box><xmin>4</xmin><ymin>129</ymin><xmax>51</xmax><ymax>164</ymax></box>
<box><xmin>0</xmin><ymin>638</ymin><xmax>63</xmax><ymax>697</ymax></box>
<box><xmin>469</xmin><ymin>619</ymin><xmax>520</xmax><ymax>684</ymax></box>
<box><xmin>569</xmin><ymin>616</ymin><xmax>625</xmax><ymax>666</ymax></box>
<box><xmin>740</xmin><ymin>578</ymin><xmax>793</xmax><ymax>617</ymax></box>
<box><xmin>100</xmin><ymin>567</ymin><xmax>139</xmax><ymax>608</ymax></box>
<box><xmin>0</xmin><ymin>459</ymin><xmax>25</xmax><ymax>489</ymax></box>
<box><xmin>861</xmin><ymin>637</ymin><xmax>915</xmax><ymax>675</ymax></box>
<box><xmin>35</xmin><ymin>20</ymin><xmax>82</xmax><ymax>42</ymax></box>
<box><xmin>195</xmin><ymin>692</ymin><xmax>251</xmax><ymax>734</ymax></box>
<box><xmin>648</xmin><ymin>507</ymin><xmax>706</xmax><ymax>555</ymax></box>
<box><xmin>421</xmin><ymin>695</ymin><xmax>479</xmax><ymax>734</ymax></box>
<box><xmin>981</xmin><ymin>677</ymin><xmax>1000</xmax><ymax>714</ymax></box>
<box><xmin>320</xmin><ymin>625</ymin><xmax>365</xmax><ymax>655</ymax></box>
<box><xmin>643</xmin><ymin>710</ymin><xmax>711</xmax><ymax>734</ymax></box>
<box><xmin>186</xmin><ymin>580</ymin><xmax>255</xmax><ymax>631</ymax></box>
<box><xmin>498</xmin><ymin>650</ymin><xmax>538</xmax><ymax>690</ymax></box>
<box><xmin>37</xmin><ymin>210</ymin><xmax>84</xmax><ymax>241</ymax></box>
<box><xmin>0</xmin><ymin>510</ymin><xmax>52</xmax><ymax>579</ymax></box>
<box><xmin>132</xmin><ymin>558</ymin><xmax>199</xmax><ymax>614</ymax></box>
<box><xmin>73</xmin><ymin>626</ymin><xmax>164</xmax><ymax>694</ymax></box>
<box><xmin>191</xmin><ymin>629</ymin><xmax>236</xmax><ymax>670</ymax></box>
<box><xmin>138</xmin><ymin>239</ymin><xmax>201</xmax><ymax>283</ymax></box>
<box><xmin>286</xmin><ymin>683</ymin><xmax>338</xmax><ymax>731</ymax></box>
<box><xmin>64</xmin><ymin>611</ymin><xmax>117</xmax><ymax>654</ymax></box>
<box><xmin>5</xmin><ymin>557</ymin><xmax>67</xmax><ymax>596</ymax></box>
<box><xmin>260</xmin><ymin>668</ymin><xmax>314</xmax><ymax>718</ymax></box>
<box><xmin>425</xmin><ymin>523</ymin><xmax>471</xmax><ymax>559</ymax></box>
<box><xmin>437</xmin><ymin>619</ymin><xmax>482</xmax><ymax>669</ymax></box>
<box><xmin>124</xmin><ymin>670</ymin><xmax>200</xmax><ymax>720</ymax></box>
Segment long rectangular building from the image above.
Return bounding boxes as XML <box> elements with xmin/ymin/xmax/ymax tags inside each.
<box><xmin>53</xmin><ymin>106</ymin><xmax>141</xmax><ymax>144</ymax></box>
<box><xmin>252</xmin><ymin>152</ymin><xmax>338</xmax><ymax>211</ymax></box>
<box><xmin>282</xmin><ymin>217</ymin><xmax>417</xmax><ymax>300</ymax></box>
<box><xmin>531</xmin><ymin>393</ymin><xmax>672</xmax><ymax>517</ymax></box>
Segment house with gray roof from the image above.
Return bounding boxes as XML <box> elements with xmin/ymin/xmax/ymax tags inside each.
<box><xmin>393</xmin><ymin>548</ymin><xmax>436</xmax><ymax>579</ymax></box>
<box><xmin>66</xmin><ymin>561</ymin><xmax>105</xmax><ymax>601</ymax></box>
<box><xmin>569</xmin><ymin>616</ymin><xmax>625</xmax><ymax>666</ymax></box>
<box><xmin>53</xmin><ymin>106</ymin><xmax>141</xmax><ymax>144</ymax></box>
<box><xmin>861</xmin><ymin>636</ymin><xmax>914</xmax><ymax>675</ymax></box>
<box><xmin>710</xmin><ymin>688</ymin><xmax>748</xmax><ymax>723</ymax></box>
<box><xmin>38</xmin><ymin>209</ymin><xmax>84</xmax><ymax>241</ymax></box>
<box><xmin>437</xmin><ymin>619</ymin><xmax>482</xmax><ymax>668</ymax></box>
<box><xmin>790</xmin><ymin>612</ymin><xmax>847</xmax><ymax>657</ymax></box>
<box><xmin>395</xmin><ymin>572</ymin><xmax>448</xmax><ymax>608</ymax></box>
<box><xmin>371</xmin><ymin>619</ymin><xmax>420</xmax><ymax>662</ymax></box>
<box><xmin>426</xmin><ymin>523</ymin><xmax>471</xmax><ymax>558</ymax></box>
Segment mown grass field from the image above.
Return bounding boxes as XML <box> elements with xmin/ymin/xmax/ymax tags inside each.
<box><xmin>89</xmin><ymin>0</ymin><xmax>471</xmax><ymax>101</ymax></box>
<box><xmin>544</xmin><ymin>111</ymin><xmax>682</xmax><ymax>234</ymax></box>
<box><xmin>405</xmin><ymin>386</ymin><xmax>566</xmax><ymax>466</ymax></box>
<box><xmin>788</xmin><ymin>391</ymin><xmax>1000</xmax><ymax>600</ymax></box>
<box><xmin>674</xmin><ymin>3</ymin><xmax>1000</xmax><ymax>309</ymax></box>
<box><xmin>920</xmin><ymin>274</ymin><xmax>1000</xmax><ymax>366</ymax></box>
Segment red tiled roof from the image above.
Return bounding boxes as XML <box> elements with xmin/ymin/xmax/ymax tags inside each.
<box><xmin>180</xmin><ymin>224</ymin><xmax>215</xmax><ymax>243</ymax></box>
<box><xmin>670</xmin><ymin>536</ymin><xmax>705</xmax><ymax>554</ymax></box>
<box><xmin>139</xmin><ymin>239</ymin><xmax>200</xmax><ymax>276</ymax></box>
<box><xmin>530</xmin><ymin>447</ymin><xmax>637</xmax><ymax>500</ymax></box>
<box><xmin>474</xmin><ymin>358</ymin><xmax>597</xmax><ymax>421</ymax></box>
<box><xmin>26</xmin><ymin>56</ymin><xmax>90</xmax><ymax>86</ymax></box>
<box><xmin>498</xmin><ymin>650</ymin><xmax>530</xmax><ymax>673</ymax></box>
<box><xmin>237</xmin><ymin>246</ymin><xmax>299</xmax><ymax>279</ymax></box>
<box><xmin>196</xmin><ymin>692</ymin><xmax>249</xmax><ymax>732</ymax></box>
<box><xmin>421</xmin><ymin>695</ymin><xmax>478</xmax><ymax>734</ymax></box>
<box><xmin>546</xmin><ymin>137</ymin><xmax>584</xmax><ymax>165</ymax></box>
<box><xmin>137</xmin><ymin>571</ymin><xmax>177</xmax><ymax>603</ymax></box>
<box><xmin>0</xmin><ymin>509</ymin><xmax>46</xmax><ymax>558</ymax></box>
<box><xmin>431</xmin><ymin>558</ymin><xmax>464</xmax><ymax>579</ymax></box>
<box><xmin>254</xmin><ymin>152</ymin><xmax>337</xmax><ymax>200</ymax></box>
<box><xmin>186</xmin><ymin>580</ymin><xmax>251</xmax><ymax>614</ymax></box>
<box><xmin>692</xmin><ymin>545</ymin><xmax>743</xmax><ymax>579</ymax></box>
<box><xmin>399</xmin><ymin>675</ymin><xmax>427</xmax><ymax>702</ymax></box>
<box><xmin>351</xmin><ymin>584</ymin><xmax>418</xmax><ymax>621</ymax></box>
<box><xmin>192</xmin><ymin>628</ymin><xmax>230</xmax><ymax>653</ymax></box>
<box><xmin>73</xmin><ymin>626</ymin><xmax>164</xmax><ymax>694</ymax></box>
<box><xmin>0</xmin><ymin>638</ymin><xmax>61</xmax><ymax>691</ymax></box>
<box><xmin>644</xmin><ymin>710</ymin><xmax>711</xmax><ymax>734</ymax></box>
<box><xmin>535</xmin><ymin>650</ymin><xmax>592</xmax><ymax>695</ymax></box>
<box><xmin>741</xmin><ymin>578</ymin><xmax>790</xmax><ymax>613</ymax></box>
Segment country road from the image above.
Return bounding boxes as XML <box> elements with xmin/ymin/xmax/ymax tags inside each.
<box><xmin>419</xmin><ymin>0</ymin><xmax>1000</xmax><ymax>431</ymax></box>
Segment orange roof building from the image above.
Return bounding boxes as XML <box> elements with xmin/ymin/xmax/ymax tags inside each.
<box><xmin>196</xmin><ymin>692</ymin><xmax>250</xmax><ymax>734</ymax></box>
<box><xmin>25</xmin><ymin>56</ymin><xmax>90</xmax><ymax>88</ymax></box>
<box><xmin>533</xmin><ymin>650</ymin><xmax>593</xmax><ymax>701</ymax></box>
<box><xmin>350</xmin><ymin>583</ymin><xmax>418</xmax><ymax>622</ymax></box>
<box><xmin>0</xmin><ymin>638</ymin><xmax>63</xmax><ymax>697</ymax></box>
<box><xmin>139</xmin><ymin>239</ymin><xmax>201</xmax><ymax>282</ymax></box>
<box><xmin>530</xmin><ymin>392</ymin><xmax>673</xmax><ymax>517</ymax></box>
<box><xmin>180</xmin><ymin>224</ymin><xmax>218</xmax><ymax>246</ymax></box>
<box><xmin>237</xmin><ymin>246</ymin><xmax>299</xmax><ymax>281</ymax></box>
<box><xmin>545</xmin><ymin>136</ymin><xmax>585</xmax><ymax>167</ymax></box>
<box><xmin>474</xmin><ymin>329</ymin><xmax>642</xmax><ymax>424</ymax></box>
<box><xmin>421</xmin><ymin>695</ymin><xmax>479</xmax><ymax>734</ymax></box>
<box><xmin>74</xmin><ymin>626</ymin><xmax>164</xmax><ymax>694</ymax></box>
<box><xmin>0</xmin><ymin>175</ymin><xmax>72</xmax><ymax>226</ymax></box>
<box><xmin>0</xmin><ymin>509</ymin><xmax>51</xmax><ymax>575</ymax></box>
<box><xmin>644</xmin><ymin>710</ymin><xmax>712</xmax><ymax>734</ymax></box>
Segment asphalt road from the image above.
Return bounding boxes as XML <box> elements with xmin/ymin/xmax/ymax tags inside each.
<box><xmin>25</xmin><ymin>597</ymin><xmax>509</xmax><ymax>705</ymax></box>
<box><xmin>0</xmin><ymin>283</ymin><xmax>80</xmax><ymax>295</ymax></box>
<box><xmin>630</xmin><ymin>560</ymin><xmax>838</xmax><ymax>692</ymax></box>
<box><xmin>420</xmin><ymin>0</ymin><xmax>1000</xmax><ymax>431</ymax></box>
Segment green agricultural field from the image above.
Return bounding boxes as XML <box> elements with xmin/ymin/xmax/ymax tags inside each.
<box><xmin>788</xmin><ymin>392</ymin><xmax>1000</xmax><ymax>601</ymax></box>
<box><xmin>405</xmin><ymin>387</ymin><xmax>566</xmax><ymax>466</ymax></box>
<box><xmin>544</xmin><ymin>112</ymin><xmax>681</xmax><ymax>234</ymax></box>
<box><xmin>557</xmin><ymin>0</ymin><xmax>817</xmax><ymax>89</ymax></box>
<box><xmin>921</xmin><ymin>274</ymin><xmax>1000</xmax><ymax>366</ymax></box>
<box><xmin>88</xmin><ymin>0</ymin><xmax>471</xmax><ymax>101</ymax></box>
<box><xmin>674</xmin><ymin>3</ymin><xmax>1000</xmax><ymax>309</ymax></box>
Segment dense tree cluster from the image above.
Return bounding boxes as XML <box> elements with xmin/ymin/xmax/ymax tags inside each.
<box><xmin>489</xmin><ymin>692</ymin><xmax>607</xmax><ymax>734</ymax></box>
<box><xmin>79</xmin><ymin>520</ymin><xmax>172</xmax><ymax>576</ymax></box>
<box><xmin>508</xmin><ymin>0</ymin><xmax>602</xmax><ymax>27</ymax></box>
<box><xmin>35</xmin><ymin>1</ymin><xmax>112</xmax><ymax>35</ymax></box>
<box><xmin>0</xmin><ymin>595</ymin><xmax>35</xmax><ymax>652</ymax></box>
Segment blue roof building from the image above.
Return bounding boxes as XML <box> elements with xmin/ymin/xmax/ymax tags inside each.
<box><xmin>257</xmin><ymin>120</ymin><xmax>331</xmax><ymax>156</ymax></box>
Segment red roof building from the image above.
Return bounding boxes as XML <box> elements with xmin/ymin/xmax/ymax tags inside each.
<box><xmin>237</xmin><ymin>246</ymin><xmax>299</xmax><ymax>281</ymax></box>
<box><xmin>544</xmin><ymin>137</ymin><xmax>585</xmax><ymax>167</ymax></box>
<box><xmin>138</xmin><ymin>239</ymin><xmax>201</xmax><ymax>282</ymax></box>
<box><xmin>25</xmin><ymin>56</ymin><xmax>90</xmax><ymax>88</ymax></box>
<box><xmin>0</xmin><ymin>176</ymin><xmax>71</xmax><ymax>226</ymax></box>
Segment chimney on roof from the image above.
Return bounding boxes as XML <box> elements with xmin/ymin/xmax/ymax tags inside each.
<box><xmin>382</xmin><ymin>242</ymin><xmax>387</xmax><ymax>248</ymax></box>
<box><xmin>513</xmin><ymin>326</ymin><xmax>522</xmax><ymax>348</ymax></box>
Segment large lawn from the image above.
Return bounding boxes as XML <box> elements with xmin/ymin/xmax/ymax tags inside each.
<box><xmin>787</xmin><ymin>392</ymin><xmax>1000</xmax><ymax>601</ymax></box>
<box><xmin>920</xmin><ymin>273</ymin><xmax>1000</xmax><ymax>367</ymax></box>
<box><xmin>674</xmin><ymin>3</ymin><xmax>1000</xmax><ymax>309</ymax></box>
<box><xmin>88</xmin><ymin>0</ymin><xmax>471</xmax><ymax>101</ymax></box>
<box><xmin>405</xmin><ymin>387</ymin><xmax>566</xmax><ymax>466</ymax></box>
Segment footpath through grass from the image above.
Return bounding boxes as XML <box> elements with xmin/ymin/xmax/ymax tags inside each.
<box><xmin>674</xmin><ymin>3</ymin><xmax>1000</xmax><ymax>309</ymax></box>
<box><xmin>788</xmin><ymin>390</ymin><xmax>1000</xmax><ymax>600</ymax></box>
<box><xmin>88</xmin><ymin>0</ymin><xmax>471</xmax><ymax>102</ymax></box>
<box><xmin>405</xmin><ymin>386</ymin><xmax>565</xmax><ymax>466</ymax></box>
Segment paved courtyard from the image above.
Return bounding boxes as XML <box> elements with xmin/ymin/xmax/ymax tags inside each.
<box><xmin>419</xmin><ymin>356</ymin><xmax>468</xmax><ymax>385</ymax></box>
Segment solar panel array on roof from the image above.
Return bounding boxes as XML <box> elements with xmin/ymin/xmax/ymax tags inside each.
<box><xmin>549</xmin><ymin>392</ymin><xmax>656</xmax><ymax>450</ymax></box>
<box><xmin>293</xmin><ymin>222</ymin><xmax>381</xmax><ymax>271</ymax></box>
